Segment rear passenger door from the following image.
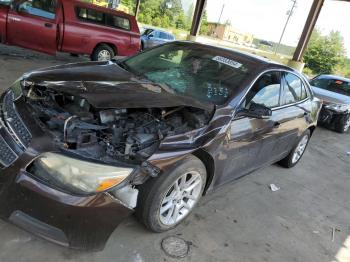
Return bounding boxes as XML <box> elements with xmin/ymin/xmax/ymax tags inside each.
<box><xmin>271</xmin><ymin>71</ymin><xmax>312</xmax><ymax>159</ymax></box>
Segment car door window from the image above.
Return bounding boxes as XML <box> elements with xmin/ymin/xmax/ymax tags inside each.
<box><xmin>159</xmin><ymin>32</ymin><xmax>168</xmax><ymax>39</ymax></box>
<box><xmin>18</xmin><ymin>0</ymin><xmax>56</xmax><ymax>20</ymax></box>
<box><xmin>310</xmin><ymin>77</ymin><xmax>350</xmax><ymax>96</ymax></box>
<box><xmin>282</xmin><ymin>73</ymin><xmax>306</xmax><ymax>105</ymax></box>
<box><xmin>153</xmin><ymin>31</ymin><xmax>160</xmax><ymax>38</ymax></box>
<box><xmin>243</xmin><ymin>72</ymin><xmax>281</xmax><ymax>109</ymax></box>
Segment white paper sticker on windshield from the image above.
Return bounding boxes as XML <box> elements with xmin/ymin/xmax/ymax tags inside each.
<box><xmin>212</xmin><ymin>56</ymin><xmax>242</xmax><ymax>68</ymax></box>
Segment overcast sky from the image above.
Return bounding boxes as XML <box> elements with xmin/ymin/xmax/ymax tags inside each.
<box><xmin>204</xmin><ymin>0</ymin><xmax>350</xmax><ymax>57</ymax></box>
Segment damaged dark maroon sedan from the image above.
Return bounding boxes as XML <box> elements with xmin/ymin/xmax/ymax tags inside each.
<box><xmin>0</xmin><ymin>42</ymin><xmax>321</xmax><ymax>250</ymax></box>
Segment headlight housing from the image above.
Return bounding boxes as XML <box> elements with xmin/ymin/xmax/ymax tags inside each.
<box><xmin>324</xmin><ymin>103</ymin><xmax>350</xmax><ymax>113</ymax></box>
<box><xmin>30</xmin><ymin>153</ymin><xmax>134</xmax><ymax>195</ymax></box>
<box><xmin>9</xmin><ymin>77</ymin><xmax>34</xmax><ymax>100</ymax></box>
<box><xmin>9</xmin><ymin>78</ymin><xmax>23</xmax><ymax>100</ymax></box>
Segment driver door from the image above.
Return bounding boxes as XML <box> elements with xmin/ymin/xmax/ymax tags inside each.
<box><xmin>217</xmin><ymin>71</ymin><xmax>283</xmax><ymax>186</ymax></box>
<box><xmin>7</xmin><ymin>0</ymin><xmax>58</xmax><ymax>54</ymax></box>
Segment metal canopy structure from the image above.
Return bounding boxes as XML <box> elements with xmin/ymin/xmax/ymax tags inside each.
<box><xmin>292</xmin><ymin>0</ymin><xmax>326</xmax><ymax>62</ymax></box>
<box><xmin>187</xmin><ymin>0</ymin><xmax>349</xmax><ymax>65</ymax></box>
<box><xmin>134</xmin><ymin>0</ymin><xmax>348</xmax><ymax>65</ymax></box>
<box><xmin>189</xmin><ymin>0</ymin><xmax>207</xmax><ymax>37</ymax></box>
<box><xmin>135</xmin><ymin>0</ymin><xmax>141</xmax><ymax>17</ymax></box>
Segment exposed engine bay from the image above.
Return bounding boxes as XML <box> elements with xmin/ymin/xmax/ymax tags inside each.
<box><xmin>25</xmin><ymin>85</ymin><xmax>211</xmax><ymax>164</ymax></box>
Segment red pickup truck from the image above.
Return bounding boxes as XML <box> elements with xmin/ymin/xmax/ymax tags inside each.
<box><xmin>0</xmin><ymin>0</ymin><xmax>140</xmax><ymax>60</ymax></box>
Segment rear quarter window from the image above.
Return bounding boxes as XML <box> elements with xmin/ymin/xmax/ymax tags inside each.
<box><xmin>282</xmin><ymin>72</ymin><xmax>308</xmax><ymax>105</ymax></box>
<box><xmin>76</xmin><ymin>7</ymin><xmax>130</xmax><ymax>31</ymax></box>
<box><xmin>76</xmin><ymin>7</ymin><xmax>104</xmax><ymax>24</ymax></box>
<box><xmin>106</xmin><ymin>14</ymin><xmax>130</xmax><ymax>30</ymax></box>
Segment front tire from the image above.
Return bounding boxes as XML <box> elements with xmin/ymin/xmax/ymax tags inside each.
<box><xmin>91</xmin><ymin>44</ymin><xmax>115</xmax><ymax>61</ymax></box>
<box><xmin>136</xmin><ymin>155</ymin><xmax>207</xmax><ymax>232</ymax></box>
<box><xmin>278</xmin><ymin>130</ymin><xmax>311</xmax><ymax>168</ymax></box>
<box><xmin>334</xmin><ymin>114</ymin><xmax>350</xmax><ymax>133</ymax></box>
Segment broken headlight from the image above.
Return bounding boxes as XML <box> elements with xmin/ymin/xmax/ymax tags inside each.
<box><xmin>31</xmin><ymin>152</ymin><xmax>134</xmax><ymax>195</ymax></box>
<box><xmin>9</xmin><ymin>78</ymin><xmax>24</xmax><ymax>100</ymax></box>
<box><xmin>324</xmin><ymin>103</ymin><xmax>350</xmax><ymax>113</ymax></box>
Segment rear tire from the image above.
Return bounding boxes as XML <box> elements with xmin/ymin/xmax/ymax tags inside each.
<box><xmin>91</xmin><ymin>44</ymin><xmax>115</xmax><ymax>61</ymax></box>
<box><xmin>136</xmin><ymin>155</ymin><xmax>207</xmax><ymax>232</ymax></box>
<box><xmin>334</xmin><ymin>114</ymin><xmax>350</xmax><ymax>133</ymax></box>
<box><xmin>278</xmin><ymin>129</ymin><xmax>311</xmax><ymax>168</ymax></box>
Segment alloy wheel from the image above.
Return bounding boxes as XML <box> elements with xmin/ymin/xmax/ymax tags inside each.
<box><xmin>97</xmin><ymin>50</ymin><xmax>112</xmax><ymax>61</ymax></box>
<box><xmin>292</xmin><ymin>135</ymin><xmax>309</xmax><ymax>164</ymax></box>
<box><xmin>159</xmin><ymin>171</ymin><xmax>203</xmax><ymax>226</ymax></box>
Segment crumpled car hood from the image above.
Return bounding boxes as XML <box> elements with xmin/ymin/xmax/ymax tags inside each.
<box><xmin>23</xmin><ymin>61</ymin><xmax>215</xmax><ymax>112</ymax></box>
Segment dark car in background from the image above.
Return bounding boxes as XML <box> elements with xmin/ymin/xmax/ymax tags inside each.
<box><xmin>310</xmin><ymin>75</ymin><xmax>350</xmax><ymax>133</ymax></box>
<box><xmin>0</xmin><ymin>42</ymin><xmax>321</xmax><ymax>250</ymax></box>
<box><xmin>141</xmin><ymin>28</ymin><xmax>175</xmax><ymax>50</ymax></box>
<box><xmin>0</xmin><ymin>0</ymin><xmax>140</xmax><ymax>61</ymax></box>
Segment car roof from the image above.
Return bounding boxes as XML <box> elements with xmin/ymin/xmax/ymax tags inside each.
<box><xmin>315</xmin><ymin>74</ymin><xmax>350</xmax><ymax>83</ymax></box>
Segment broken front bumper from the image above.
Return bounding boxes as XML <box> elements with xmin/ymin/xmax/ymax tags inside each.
<box><xmin>318</xmin><ymin>106</ymin><xmax>346</xmax><ymax>127</ymax></box>
<box><xmin>0</xmin><ymin>92</ymin><xmax>133</xmax><ymax>250</ymax></box>
<box><xmin>0</xmin><ymin>170</ymin><xmax>133</xmax><ymax>250</ymax></box>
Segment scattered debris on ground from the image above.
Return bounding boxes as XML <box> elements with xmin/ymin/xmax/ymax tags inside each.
<box><xmin>270</xmin><ymin>184</ymin><xmax>280</xmax><ymax>192</ymax></box>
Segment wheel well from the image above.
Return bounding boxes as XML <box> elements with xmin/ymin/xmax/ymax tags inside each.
<box><xmin>192</xmin><ymin>149</ymin><xmax>215</xmax><ymax>195</ymax></box>
<box><xmin>308</xmin><ymin>125</ymin><xmax>316</xmax><ymax>136</ymax></box>
<box><xmin>93</xmin><ymin>43</ymin><xmax>117</xmax><ymax>55</ymax></box>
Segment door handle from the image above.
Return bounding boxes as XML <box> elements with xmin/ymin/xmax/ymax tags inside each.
<box><xmin>44</xmin><ymin>23</ymin><xmax>53</xmax><ymax>28</ymax></box>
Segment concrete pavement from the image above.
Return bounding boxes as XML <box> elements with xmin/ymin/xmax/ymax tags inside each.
<box><xmin>0</xmin><ymin>44</ymin><xmax>349</xmax><ymax>262</ymax></box>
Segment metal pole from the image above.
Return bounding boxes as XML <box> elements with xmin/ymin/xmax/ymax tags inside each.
<box><xmin>135</xmin><ymin>0</ymin><xmax>141</xmax><ymax>18</ymax></box>
<box><xmin>292</xmin><ymin>0</ymin><xmax>324</xmax><ymax>61</ymax></box>
<box><xmin>274</xmin><ymin>0</ymin><xmax>297</xmax><ymax>54</ymax></box>
<box><xmin>190</xmin><ymin>0</ymin><xmax>207</xmax><ymax>36</ymax></box>
<box><xmin>218</xmin><ymin>4</ymin><xmax>225</xmax><ymax>24</ymax></box>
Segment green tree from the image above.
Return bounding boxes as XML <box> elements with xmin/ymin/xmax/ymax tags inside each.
<box><xmin>138</xmin><ymin>0</ymin><xmax>163</xmax><ymax>25</ymax></box>
<box><xmin>304</xmin><ymin>29</ymin><xmax>347</xmax><ymax>74</ymax></box>
<box><xmin>120</xmin><ymin>0</ymin><xmax>135</xmax><ymax>13</ymax></box>
<box><xmin>199</xmin><ymin>10</ymin><xmax>209</xmax><ymax>35</ymax></box>
<box><xmin>137</xmin><ymin>0</ymin><xmax>187</xmax><ymax>29</ymax></box>
<box><xmin>186</xmin><ymin>3</ymin><xmax>194</xmax><ymax>30</ymax></box>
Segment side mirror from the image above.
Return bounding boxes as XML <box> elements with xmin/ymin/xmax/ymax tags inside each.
<box><xmin>236</xmin><ymin>103</ymin><xmax>272</xmax><ymax>119</ymax></box>
<box><xmin>148</xmin><ymin>34</ymin><xmax>154</xmax><ymax>39</ymax></box>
